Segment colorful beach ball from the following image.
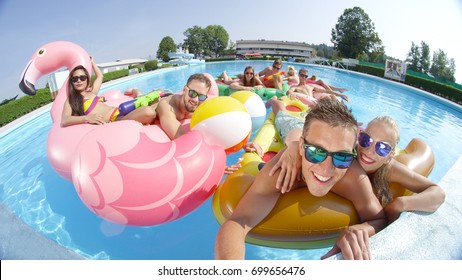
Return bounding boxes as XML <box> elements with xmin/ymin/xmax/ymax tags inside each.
<box><xmin>230</xmin><ymin>91</ymin><xmax>267</xmax><ymax>131</ymax></box>
<box><xmin>191</xmin><ymin>96</ymin><xmax>252</xmax><ymax>154</ymax></box>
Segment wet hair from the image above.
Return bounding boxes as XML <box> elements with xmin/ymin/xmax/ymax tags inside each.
<box><xmin>367</xmin><ymin>116</ymin><xmax>400</xmax><ymax>207</ymax></box>
<box><xmin>303</xmin><ymin>98</ymin><xmax>358</xmax><ymax>149</ymax></box>
<box><xmin>242</xmin><ymin>66</ymin><xmax>258</xmax><ymax>86</ymax></box>
<box><xmin>368</xmin><ymin>116</ymin><xmax>400</xmax><ymax>145</ymax></box>
<box><xmin>187</xmin><ymin>73</ymin><xmax>211</xmax><ymax>93</ymax></box>
<box><xmin>68</xmin><ymin>65</ymin><xmax>90</xmax><ymax>116</ymax></box>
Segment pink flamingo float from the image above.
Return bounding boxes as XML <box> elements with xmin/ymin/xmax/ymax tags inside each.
<box><xmin>19</xmin><ymin>41</ymin><xmax>226</xmax><ymax>226</ymax></box>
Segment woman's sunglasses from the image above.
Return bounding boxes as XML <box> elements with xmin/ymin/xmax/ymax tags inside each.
<box><xmin>357</xmin><ymin>132</ymin><xmax>393</xmax><ymax>157</ymax></box>
<box><xmin>302</xmin><ymin>140</ymin><xmax>356</xmax><ymax>169</ymax></box>
<box><xmin>273</xmin><ymin>65</ymin><xmax>281</xmax><ymax>70</ymax></box>
<box><xmin>71</xmin><ymin>75</ymin><xmax>88</xmax><ymax>83</ymax></box>
<box><xmin>186</xmin><ymin>86</ymin><xmax>207</xmax><ymax>102</ymax></box>
<box><xmin>245</xmin><ymin>72</ymin><xmax>254</xmax><ymax>75</ymax></box>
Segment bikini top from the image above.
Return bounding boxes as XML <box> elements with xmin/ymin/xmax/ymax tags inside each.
<box><xmin>83</xmin><ymin>96</ymin><xmax>106</xmax><ymax>115</ymax></box>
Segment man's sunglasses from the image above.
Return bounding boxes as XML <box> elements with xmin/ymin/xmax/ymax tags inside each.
<box><xmin>299</xmin><ymin>73</ymin><xmax>309</xmax><ymax>78</ymax></box>
<box><xmin>186</xmin><ymin>86</ymin><xmax>207</xmax><ymax>102</ymax></box>
<box><xmin>357</xmin><ymin>132</ymin><xmax>393</xmax><ymax>157</ymax></box>
<box><xmin>273</xmin><ymin>65</ymin><xmax>281</xmax><ymax>70</ymax></box>
<box><xmin>302</xmin><ymin>140</ymin><xmax>356</xmax><ymax>169</ymax></box>
<box><xmin>71</xmin><ymin>75</ymin><xmax>88</xmax><ymax>83</ymax></box>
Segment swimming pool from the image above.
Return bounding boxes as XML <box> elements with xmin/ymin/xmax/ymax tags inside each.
<box><xmin>1</xmin><ymin>61</ymin><xmax>462</xmax><ymax>259</ymax></box>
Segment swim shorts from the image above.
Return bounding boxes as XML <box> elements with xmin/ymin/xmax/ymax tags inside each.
<box><xmin>274</xmin><ymin>111</ymin><xmax>304</xmax><ymax>143</ymax></box>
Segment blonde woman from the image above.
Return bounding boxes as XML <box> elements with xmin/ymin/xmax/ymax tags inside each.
<box><xmin>284</xmin><ymin>65</ymin><xmax>299</xmax><ymax>86</ymax></box>
<box><xmin>356</xmin><ymin>116</ymin><xmax>445</xmax><ymax>222</ymax></box>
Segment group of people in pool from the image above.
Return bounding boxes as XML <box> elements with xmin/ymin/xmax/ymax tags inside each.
<box><xmin>63</xmin><ymin>57</ymin><xmax>445</xmax><ymax>260</ymax></box>
<box><xmin>219</xmin><ymin>58</ymin><xmax>350</xmax><ymax>104</ymax></box>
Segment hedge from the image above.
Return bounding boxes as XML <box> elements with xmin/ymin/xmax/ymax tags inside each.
<box><xmin>0</xmin><ymin>87</ymin><xmax>52</xmax><ymax>126</ymax></box>
<box><xmin>345</xmin><ymin>63</ymin><xmax>462</xmax><ymax>105</ymax></box>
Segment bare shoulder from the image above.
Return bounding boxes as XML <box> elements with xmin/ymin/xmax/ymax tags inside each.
<box><xmin>387</xmin><ymin>158</ymin><xmax>411</xmax><ymax>178</ymax></box>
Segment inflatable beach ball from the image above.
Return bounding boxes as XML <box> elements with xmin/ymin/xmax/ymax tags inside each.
<box><xmin>191</xmin><ymin>96</ymin><xmax>252</xmax><ymax>154</ymax></box>
<box><xmin>230</xmin><ymin>91</ymin><xmax>266</xmax><ymax>131</ymax></box>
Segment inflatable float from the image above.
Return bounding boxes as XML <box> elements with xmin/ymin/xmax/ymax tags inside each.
<box><xmin>212</xmin><ymin>96</ymin><xmax>435</xmax><ymax>249</ymax></box>
<box><xmin>19</xmin><ymin>41</ymin><xmax>227</xmax><ymax>226</ymax></box>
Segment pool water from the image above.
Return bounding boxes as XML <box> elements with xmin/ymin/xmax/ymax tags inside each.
<box><xmin>1</xmin><ymin>61</ymin><xmax>462</xmax><ymax>260</ymax></box>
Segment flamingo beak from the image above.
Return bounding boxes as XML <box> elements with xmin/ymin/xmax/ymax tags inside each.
<box><xmin>18</xmin><ymin>60</ymin><xmax>37</xmax><ymax>96</ymax></box>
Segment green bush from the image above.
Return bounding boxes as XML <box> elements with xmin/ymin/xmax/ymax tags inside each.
<box><xmin>102</xmin><ymin>69</ymin><xmax>129</xmax><ymax>82</ymax></box>
<box><xmin>144</xmin><ymin>60</ymin><xmax>158</xmax><ymax>71</ymax></box>
<box><xmin>405</xmin><ymin>74</ymin><xmax>462</xmax><ymax>104</ymax></box>
<box><xmin>129</xmin><ymin>65</ymin><xmax>144</xmax><ymax>73</ymax></box>
<box><xmin>0</xmin><ymin>88</ymin><xmax>52</xmax><ymax>126</ymax></box>
<box><xmin>346</xmin><ymin>64</ymin><xmax>462</xmax><ymax>105</ymax></box>
<box><xmin>350</xmin><ymin>64</ymin><xmax>385</xmax><ymax>77</ymax></box>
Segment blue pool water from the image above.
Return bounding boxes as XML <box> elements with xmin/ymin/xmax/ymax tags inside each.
<box><xmin>1</xmin><ymin>61</ymin><xmax>462</xmax><ymax>260</ymax></box>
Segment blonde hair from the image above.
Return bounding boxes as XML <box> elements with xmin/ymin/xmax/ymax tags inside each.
<box><xmin>367</xmin><ymin>116</ymin><xmax>400</xmax><ymax>207</ymax></box>
<box><xmin>287</xmin><ymin>66</ymin><xmax>296</xmax><ymax>73</ymax></box>
<box><xmin>368</xmin><ymin>116</ymin><xmax>400</xmax><ymax>145</ymax></box>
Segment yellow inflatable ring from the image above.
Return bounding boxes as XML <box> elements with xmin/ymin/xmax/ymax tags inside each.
<box><xmin>212</xmin><ymin>97</ymin><xmax>435</xmax><ymax>249</ymax></box>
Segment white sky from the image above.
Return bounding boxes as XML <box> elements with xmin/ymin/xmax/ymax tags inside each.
<box><xmin>1</xmin><ymin>0</ymin><xmax>461</xmax><ymax>101</ymax></box>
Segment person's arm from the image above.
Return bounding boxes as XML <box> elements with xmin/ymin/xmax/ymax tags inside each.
<box><xmin>229</xmin><ymin>81</ymin><xmax>255</xmax><ymax>91</ymax></box>
<box><xmin>88</xmin><ymin>56</ymin><xmax>103</xmax><ymax>95</ymax></box>
<box><xmin>287</xmin><ymin>86</ymin><xmax>296</xmax><ymax>94</ymax></box>
<box><xmin>385</xmin><ymin>159</ymin><xmax>445</xmax><ymax>222</ymax></box>
<box><xmin>60</xmin><ymin>98</ymin><xmax>106</xmax><ymax>127</ymax></box>
<box><xmin>322</xmin><ymin>161</ymin><xmax>387</xmax><ymax>260</ymax></box>
<box><xmin>215</xmin><ymin>153</ymin><xmax>285</xmax><ymax>259</ymax></box>
<box><xmin>253</xmin><ymin>75</ymin><xmax>264</xmax><ymax>87</ymax></box>
<box><xmin>316</xmin><ymin>80</ymin><xmax>347</xmax><ymax>92</ymax></box>
<box><xmin>257</xmin><ymin>67</ymin><xmax>271</xmax><ymax>77</ymax></box>
<box><xmin>156</xmin><ymin>99</ymin><xmax>185</xmax><ymax>139</ymax></box>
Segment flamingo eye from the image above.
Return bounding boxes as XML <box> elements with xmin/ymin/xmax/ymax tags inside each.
<box><xmin>37</xmin><ymin>48</ymin><xmax>46</xmax><ymax>57</ymax></box>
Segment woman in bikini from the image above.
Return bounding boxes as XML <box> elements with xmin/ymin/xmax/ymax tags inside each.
<box><xmin>61</xmin><ymin>56</ymin><xmax>157</xmax><ymax>127</ymax></box>
<box><xmin>219</xmin><ymin>66</ymin><xmax>264</xmax><ymax>92</ymax></box>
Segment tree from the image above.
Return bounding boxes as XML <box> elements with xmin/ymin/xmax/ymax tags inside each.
<box><xmin>430</xmin><ymin>49</ymin><xmax>456</xmax><ymax>82</ymax></box>
<box><xmin>157</xmin><ymin>36</ymin><xmax>176</xmax><ymax>62</ymax></box>
<box><xmin>205</xmin><ymin>25</ymin><xmax>229</xmax><ymax>57</ymax></box>
<box><xmin>331</xmin><ymin>7</ymin><xmax>383</xmax><ymax>59</ymax></box>
<box><xmin>369</xmin><ymin>45</ymin><xmax>386</xmax><ymax>63</ymax></box>
<box><xmin>406</xmin><ymin>42</ymin><xmax>421</xmax><ymax>71</ymax></box>
<box><xmin>419</xmin><ymin>41</ymin><xmax>431</xmax><ymax>73</ymax></box>
<box><xmin>311</xmin><ymin>43</ymin><xmax>334</xmax><ymax>59</ymax></box>
<box><xmin>183</xmin><ymin>25</ymin><xmax>207</xmax><ymax>57</ymax></box>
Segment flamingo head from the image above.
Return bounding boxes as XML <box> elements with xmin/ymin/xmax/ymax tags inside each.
<box><xmin>19</xmin><ymin>41</ymin><xmax>91</xmax><ymax>95</ymax></box>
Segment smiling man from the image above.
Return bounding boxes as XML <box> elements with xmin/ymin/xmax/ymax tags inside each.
<box><xmin>257</xmin><ymin>58</ymin><xmax>284</xmax><ymax>89</ymax></box>
<box><xmin>214</xmin><ymin>98</ymin><xmax>386</xmax><ymax>260</ymax></box>
<box><xmin>154</xmin><ymin>73</ymin><xmax>211</xmax><ymax>139</ymax></box>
